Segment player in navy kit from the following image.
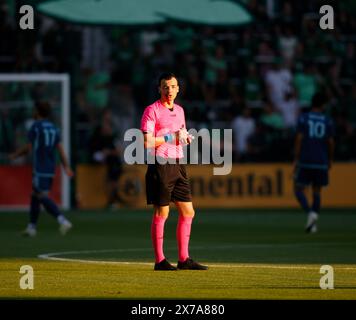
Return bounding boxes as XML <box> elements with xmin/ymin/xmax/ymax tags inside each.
<box><xmin>9</xmin><ymin>102</ymin><xmax>73</xmax><ymax>237</ymax></box>
<box><xmin>293</xmin><ymin>92</ymin><xmax>335</xmax><ymax>233</ymax></box>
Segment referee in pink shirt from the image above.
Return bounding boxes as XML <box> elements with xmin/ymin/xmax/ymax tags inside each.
<box><xmin>141</xmin><ymin>72</ymin><xmax>208</xmax><ymax>271</ymax></box>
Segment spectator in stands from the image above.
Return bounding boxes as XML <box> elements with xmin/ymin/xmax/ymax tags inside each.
<box><xmin>89</xmin><ymin>108</ymin><xmax>123</xmax><ymax>209</ymax></box>
<box><xmin>293</xmin><ymin>63</ymin><xmax>319</xmax><ymax>109</ymax></box>
<box><xmin>334</xmin><ymin>111</ymin><xmax>355</xmax><ymax>161</ymax></box>
<box><xmin>260</xmin><ymin>101</ymin><xmax>284</xmax><ymax>130</ymax></box>
<box><xmin>244</xmin><ymin>63</ymin><xmax>262</xmax><ymax>108</ymax></box>
<box><xmin>275</xmin><ymin>90</ymin><xmax>300</xmax><ymax>129</ymax></box>
<box><xmin>75</xmin><ymin>90</ymin><xmax>94</xmax><ymax>162</ymax></box>
<box><xmin>231</xmin><ymin>107</ymin><xmax>256</xmax><ymax>161</ymax></box>
<box><xmin>246</xmin><ymin>121</ymin><xmax>269</xmax><ymax>162</ymax></box>
<box><xmin>83</xmin><ymin>68</ymin><xmax>110</xmax><ymax>116</ymax></box>
<box><xmin>278</xmin><ymin>1</ymin><xmax>297</xmax><ymax>30</ymax></box>
<box><xmin>111</xmin><ymin>32</ymin><xmax>135</xmax><ymax>85</ymax></box>
<box><xmin>204</xmin><ymin>45</ymin><xmax>227</xmax><ymax>84</ymax></box>
<box><xmin>0</xmin><ymin>107</ymin><xmax>15</xmax><ymax>156</ymax></box>
<box><xmin>340</xmin><ymin>42</ymin><xmax>355</xmax><ymax>81</ymax></box>
<box><xmin>215</xmin><ymin>69</ymin><xmax>232</xmax><ymax>101</ymax></box>
<box><xmin>255</xmin><ymin>41</ymin><xmax>275</xmax><ymax>66</ymax></box>
<box><xmin>344</xmin><ymin>84</ymin><xmax>356</xmax><ymax>126</ymax></box>
<box><xmin>168</xmin><ymin>24</ymin><xmax>195</xmax><ymax>54</ymax></box>
<box><xmin>183</xmin><ymin>67</ymin><xmax>205</xmax><ymax>101</ymax></box>
<box><xmin>109</xmin><ymin>83</ymin><xmax>137</xmax><ymax>146</ymax></box>
<box><xmin>327</xmin><ymin>62</ymin><xmax>345</xmax><ymax>100</ymax></box>
<box><xmin>265</xmin><ymin>57</ymin><xmax>292</xmax><ymax>109</ymax></box>
<box><xmin>236</xmin><ymin>28</ymin><xmax>256</xmax><ymax>68</ymax></box>
<box><xmin>278</xmin><ymin>26</ymin><xmax>298</xmax><ymax>64</ymax></box>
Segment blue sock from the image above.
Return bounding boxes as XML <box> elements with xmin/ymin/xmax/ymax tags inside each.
<box><xmin>295</xmin><ymin>190</ymin><xmax>310</xmax><ymax>213</ymax></box>
<box><xmin>29</xmin><ymin>195</ymin><xmax>41</xmax><ymax>225</ymax></box>
<box><xmin>40</xmin><ymin>196</ymin><xmax>61</xmax><ymax>218</ymax></box>
<box><xmin>312</xmin><ymin>193</ymin><xmax>321</xmax><ymax>213</ymax></box>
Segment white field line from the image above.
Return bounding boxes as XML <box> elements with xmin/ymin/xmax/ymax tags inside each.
<box><xmin>38</xmin><ymin>244</ymin><xmax>356</xmax><ymax>270</ymax></box>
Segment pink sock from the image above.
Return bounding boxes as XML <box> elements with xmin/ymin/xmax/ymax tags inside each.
<box><xmin>151</xmin><ymin>215</ymin><xmax>167</xmax><ymax>263</ymax></box>
<box><xmin>177</xmin><ymin>215</ymin><xmax>193</xmax><ymax>262</ymax></box>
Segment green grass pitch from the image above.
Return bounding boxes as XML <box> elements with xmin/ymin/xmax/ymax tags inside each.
<box><xmin>0</xmin><ymin>208</ymin><xmax>356</xmax><ymax>299</ymax></box>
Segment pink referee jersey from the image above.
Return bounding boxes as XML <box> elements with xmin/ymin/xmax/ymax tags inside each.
<box><xmin>141</xmin><ymin>100</ymin><xmax>186</xmax><ymax>159</ymax></box>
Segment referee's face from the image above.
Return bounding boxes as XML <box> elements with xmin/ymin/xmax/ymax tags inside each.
<box><xmin>159</xmin><ymin>77</ymin><xmax>179</xmax><ymax>105</ymax></box>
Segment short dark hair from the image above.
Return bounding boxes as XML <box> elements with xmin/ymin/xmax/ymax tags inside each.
<box><xmin>158</xmin><ymin>72</ymin><xmax>178</xmax><ymax>86</ymax></box>
<box><xmin>35</xmin><ymin>101</ymin><xmax>52</xmax><ymax>118</ymax></box>
<box><xmin>311</xmin><ymin>92</ymin><xmax>328</xmax><ymax>109</ymax></box>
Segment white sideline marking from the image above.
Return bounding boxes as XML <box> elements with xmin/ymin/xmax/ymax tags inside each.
<box><xmin>38</xmin><ymin>245</ymin><xmax>356</xmax><ymax>270</ymax></box>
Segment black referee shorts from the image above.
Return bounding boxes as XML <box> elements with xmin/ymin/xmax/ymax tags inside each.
<box><xmin>145</xmin><ymin>162</ymin><xmax>192</xmax><ymax>206</ymax></box>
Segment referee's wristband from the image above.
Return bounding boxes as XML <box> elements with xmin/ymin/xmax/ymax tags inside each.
<box><xmin>164</xmin><ymin>133</ymin><xmax>174</xmax><ymax>143</ymax></box>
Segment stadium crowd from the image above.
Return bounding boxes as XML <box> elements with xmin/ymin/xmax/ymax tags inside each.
<box><xmin>0</xmin><ymin>0</ymin><xmax>355</xmax><ymax>164</ymax></box>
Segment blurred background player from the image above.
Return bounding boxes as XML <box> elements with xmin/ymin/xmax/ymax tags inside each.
<box><xmin>293</xmin><ymin>92</ymin><xmax>335</xmax><ymax>233</ymax></box>
<box><xmin>141</xmin><ymin>72</ymin><xmax>207</xmax><ymax>271</ymax></box>
<box><xmin>89</xmin><ymin>108</ymin><xmax>123</xmax><ymax>209</ymax></box>
<box><xmin>9</xmin><ymin>101</ymin><xmax>74</xmax><ymax>237</ymax></box>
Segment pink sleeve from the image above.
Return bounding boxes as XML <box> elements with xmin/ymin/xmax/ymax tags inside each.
<box><xmin>182</xmin><ymin>108</ymin><xmax>187</xmax><ymax>129</ymax></box>
<box><xmin>141</xmin><ymin>106</ymin><xmax>156</xmax><ymax>133</ymax></box>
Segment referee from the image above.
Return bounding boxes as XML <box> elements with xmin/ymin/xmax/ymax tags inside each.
<box><xmin>141</xmin><ymin>72</ymin><xmax>208</xmax><ymax>271</ymax></box>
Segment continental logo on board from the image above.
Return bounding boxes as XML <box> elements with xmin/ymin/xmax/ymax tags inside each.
<box><xmin>190</xmin><ymin>170</ymin><xmax>284</xmax><ymax>198</ymax></box>
<box><xmin>117</xmin><ymin>168</ymin><xmax>144</xmax><ymax>205</ymax></box>
<box><xmin>76</xmin><ymin>163</ymin><xmax>356</xmax><ymax>208</ymax></box>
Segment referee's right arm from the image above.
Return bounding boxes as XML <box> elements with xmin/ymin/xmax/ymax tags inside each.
<box><xmin>143</xmin><ymin>132</ymin><xmax>166</xmax><ymax>149</ymax></box>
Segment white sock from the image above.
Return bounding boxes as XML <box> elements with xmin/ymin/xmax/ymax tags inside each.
<box><xmin>57</xmin><ymin>215</ymin><xmax>67</xmax><ymax>224</ymax></box>
<box><xmin>28</xmin><ymin>223</ymin><xmax>36</xmax><ymax>229</ymax></box>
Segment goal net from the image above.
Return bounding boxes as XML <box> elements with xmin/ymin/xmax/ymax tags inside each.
<box><xmin>0</xmin><ymin>74</ymin><xmax>71</xmax><ymax>210</ymax></box>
